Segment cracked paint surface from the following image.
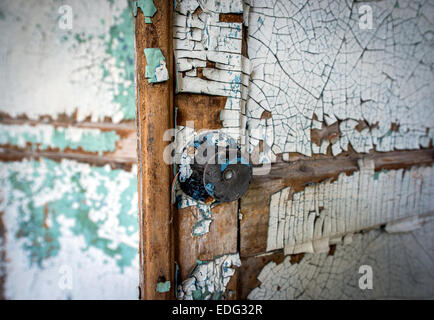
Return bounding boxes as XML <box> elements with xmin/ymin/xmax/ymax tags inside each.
<box><xmin>171</xmin><ymin>0</ymin><xmax>434</xmax><ymax>301</ymax></box>
<box><xmin>0</xmin><ymin>123</ymin><xmax>120</xmax><ymax>154</ymax></box>
<box><xmin>267</xmin><ymin>160</ymin><xmax>434</xmax><ymax>255</ymax></box>
<box><xmin>178</xmin><ymin>253</ymin><xmax>241</xmax><ymax>300</ymax></box>
<box><xmin>0</xmin><ymin>0</ymin><xmax>136</xmax><ymax>122</ymax></box>
<box><xmin>174</xmin><ymin>0</ymin><xmax>433</xmax><ymax>160</ymax></box>
<box><xmin>245</xmin><ymin>0</ymin><xmax>434</xmax><ymax>159</ymax></box>
<box><xmin>249</xmin><ymin>220</ymin><xmax>434</xmax><ymax>299</ymax></box>
<box><xmin>174</xmin><ymin>0</ymin><xmax>251</xmax><ymax>143</ymax></box>
<box><xmin>0</xmin><ymin>158</ymin><xmax>139</xmax><ymax>299</ymax></box>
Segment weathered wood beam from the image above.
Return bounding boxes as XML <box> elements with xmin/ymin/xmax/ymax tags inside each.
<box><xmin>0</xmin><ymin>148</ymin><xmax>136</xmax><ymax>169</ymax></box>
<box><xmin>0</xmin><ymin>117</ymin><xmax>137</xmax><ymax>165</ymax></box>
<box><xmin>134</xmin><ymin>1</ymin><xmax>174</xmax><ymax>299</ymax></box>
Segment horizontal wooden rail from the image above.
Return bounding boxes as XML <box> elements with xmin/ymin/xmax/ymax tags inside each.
<box><xmin>241</xmin><ymin>148</ymin><xmax>434</xmax><ymax>257</ymax></box>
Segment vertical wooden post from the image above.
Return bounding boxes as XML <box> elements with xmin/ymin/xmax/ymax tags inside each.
<box><xmin>134</xmin><ymin>1</ymin><xmax>174</xmax><ymax>299</ymax></box>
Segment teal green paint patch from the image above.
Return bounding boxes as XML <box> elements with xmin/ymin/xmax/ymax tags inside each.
<box><xmin>102</xmin><ymin>5</ymin><xmax>136</xmax><ymax>120</ymax></box>
<box><xmin>145</xmin><ymin>16</ymin><xmax>152</xmax><ymax>23</ymax></box>
<box><xmin>3</xmin><ymin>159</ymin><xmax>138</xmax><ymax>271</ymax></box>
<box><xmin>66</xmin><ymin>5</ymin><xmax>136</xmax><ymax>121</ymax></box>
<box><xmin>374</xmin><ymin>169</ymin><xmax>389</xmax><ymax>180</ymax></box>
<box><xmin>133</xmin><ymin>0</ymin><xmax>157</xmax><ymax>20</ymax></box>
<box><xmin>74</xmin><ymin>32</ymin><xmax>89</xmax><ymax>43</ymax></box>
<box><xmin>52</xmin><ymin>129</ymin><xmax>120</xmax><ymax>154</ymax></box>
<box><xmin>10</xmin><ymin>171</ymin><xmax>62</xmax><ymax>266</ymax></box>
<box><xmin>193</xmin><ymin>288</ymin><xmax>211</xmax><ymax>300</ymax></box>
<box><xmin>0</xmin><ymin>125</ymin><xmax>120</xmax><ymax>154</ymax></box>
<box><xmin>143</xmin><ymin>48</ymin><xmax>168</xmax><ymax>83</ymax></box>
<box><xmin>192</xmin><ymin>219</ymin><xmax>212</xmax><ymax>236</ymax></box>
<box><xmin>156</xmin><ymin>281</ymin><xmax>171</xmax><ymax>293</ymax></box>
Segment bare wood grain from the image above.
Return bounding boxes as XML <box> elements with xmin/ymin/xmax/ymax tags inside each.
<box><xmin>175</xmin><ymin>93</ymin><xmax>227</xmax><ymax>130</ymax></box>
<box><xmin>134</xmin><ymin>1</ymin><xmax>174</xmax><ymax>299</ymax></box>
<box><xmin>174</xmin><ymin>93</ymin><xmax>240</xmax><ymax>298</ymax></box>
<box><xmin>175</xmin><ymin>201</ymin><xmax>239</xmax><ymax>281</ymax></box>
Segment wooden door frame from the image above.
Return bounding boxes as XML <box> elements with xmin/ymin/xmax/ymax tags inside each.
<box><xmin>134</xmin><ymin>0</ymin><xmax>175</xmax><ymax>299</ymax></box>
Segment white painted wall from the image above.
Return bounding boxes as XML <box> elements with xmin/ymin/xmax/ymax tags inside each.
<box><xmin>0</xmin><ymin>0</ymin><xmax>139</xmax><ymax>299</ymax></box>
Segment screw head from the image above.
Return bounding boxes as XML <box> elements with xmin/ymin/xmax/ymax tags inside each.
<box><xmin>224</xmin><ymin>169</ymin><xmax>234</xmax><ymax>180</ymax></box>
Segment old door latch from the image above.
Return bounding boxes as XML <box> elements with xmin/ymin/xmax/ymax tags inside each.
<box><xmin>177</xmin><ymin>131</ymin><xmax>252</xmax><ymax>204</ymax></box>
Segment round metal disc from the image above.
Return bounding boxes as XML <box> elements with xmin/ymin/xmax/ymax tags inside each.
<box><xmin>203</xmin><ymin>152</ymin><xmax>252</xmax><ymax>203</ymax></box>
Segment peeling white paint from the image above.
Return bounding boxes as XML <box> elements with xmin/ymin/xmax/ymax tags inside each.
<box><xmin>0</xmin><ymin>158</ymin><xmax>139</xmax><ymax>299</ymax></box>
<box><xmin>245</xmin><ymin>0</ymin><xmax>434</xmax><ymax>159</ymax></box>
<box><xmin>155</xmin><ymin>60</ymin><xmax>169</xmax><ymax>82</ymax></box>
<box><xmin>249</xmin><ymin>220</ymin><xmax>434</xmax><ymax>299</ymax></box>
<box><xmin>177</xmin><ymin>193</ymin><xmax>213</xmax><ymax>236</ymax></box>
<box><xmin>0</xmin><ymin>0</ymin><xmax>136</xmax><ymax>122</ymax></box>
<box><xmin>174</xmin><ymin>0</ymin><xmax>250</xmax><ymax>142</ymax></box>
<box><xmin>174</xmin><ymin>0</ymin><xmax>433</xmax><ymax>160</ymax></box>
<box><xmin>178</xmin><ymin>253</ymin><xmax>241</xmax><ymax>300</ymax></box>
<box><xmin>266</xmin><ymin>160</ymin><xmax>434</xmax><ymax>255</ymax></box>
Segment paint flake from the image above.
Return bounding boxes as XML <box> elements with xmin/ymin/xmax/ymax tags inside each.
<box><xmin>266</xmin><ymin>161</ymin><xmax>434</xmax><ymax>255</ymax></box>
<box><xmin>177</xmin><ymin>253</ymin><xmax>241</xmax><ymax>300</ymax></box>
<box><xmin>157</xmin><ymin>280</ymin><xmax>171</xmax><ymax>293</ymax></box>
<box><xmin>174</xmin><ymin>0</ymin><xmax>250</xmax><ymax>143</ymax></box>
<box><xmin>133</xmin><ymin>0</ymin><xmax>157</xmax><ymax>22</ymax></box>
<box><xmin>143</xmin><ymin>48</ymin><xmax>169</xmax><ymax>83</ymax></box>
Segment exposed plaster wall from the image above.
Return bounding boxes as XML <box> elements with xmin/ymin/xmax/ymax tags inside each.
<box><xmin>0</xmin><ymin>158</ymin><xmax>139</xmax><ymax>299</ymax></box>
<box><xmin>249</xmin><ymin>219</ymin><xmax>434</xmax><ymax>299</ymax></box>
<box><xmin>266</xmin><ymin>161</ymin><xmax>434</xmax><ymax>255</ymax></box>
<box><xmin>0</xmin><ymin>0</ymin><xmax>136</xmax><ymax>122</ymax></box>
